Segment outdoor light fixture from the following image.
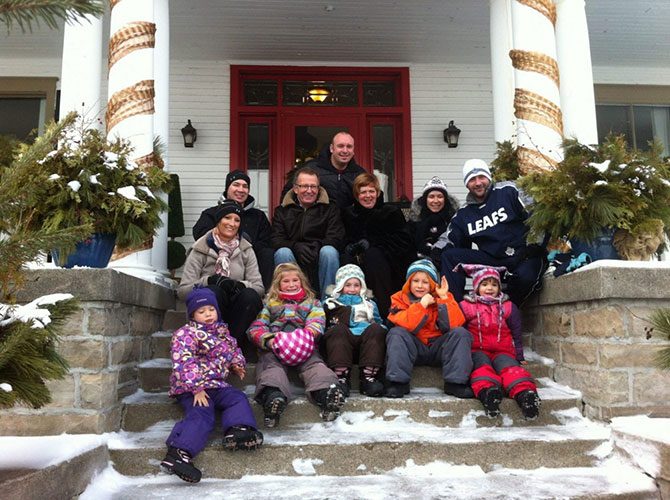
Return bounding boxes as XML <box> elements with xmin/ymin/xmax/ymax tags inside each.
<box><xmin>443</xmin><ymin>120</ymin><xmax>461</xmax><ymax>148</ymax></box>
<box><xmin>181</xmin><ymin>119</ymin><xmax>197</xmax><ymax>148</ymax></box>
<box><xmin>308</xmin><ymin>87</ymin><xmax>329</xmax><ymax>103</ymax></box>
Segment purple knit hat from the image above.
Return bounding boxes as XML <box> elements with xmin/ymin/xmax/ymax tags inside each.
<box><xmin>454</xmin><ymin>264</ymin><xmax>507</xmax><ymax>295</ymax></box>
<box><xmin>186</xmin><ymin>286</ymin><xmax>221</xmax><ymax>321</ymax></box>
<box><xmin>272</xmin><ymin>328</ymin><xmax>315</xmax><ymax>366</ymax></box>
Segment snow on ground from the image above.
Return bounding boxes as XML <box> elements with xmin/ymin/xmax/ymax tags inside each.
<box><xmin>78</xmin><ymin>455</ymin><xmax>657</xmax><ymax>500</ymax></box>
<box><xmin>0</xmin><ymin>434</ymin><xmax>106</xmax><ymax>470</ymax></box>
<box><xmin>610</xmin><ymin>415</ymin><xmax>670</xmax><ymax>477</ymax></box>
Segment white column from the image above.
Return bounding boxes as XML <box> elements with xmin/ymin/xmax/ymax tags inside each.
<box><xmin>554</xmin><ymin>0</ymin><xmax>598</xmax><ymax>145</ymax></box>
<box><xmin>490</xmin><ymin>0</ymin><xmax>516</xmax><ymax>144</ymax></box>
<box><xmin>151</xmin><ymin>0</ymin><xmax>170</xmax><ymax>280</ymax></box>
<box><xmin>106</xmin><ymin>0</ymin><xmax>158</xmax><ymax>281</ymax></box>
<box><xmin>510</xmin><ymin>0</ymin><xmax>564</xmax><ymax>172</ymax></box>
<box><xmin>60</xmin><ymin>16</ymin><xmax>103</xmax><ymax>125</ymax></box>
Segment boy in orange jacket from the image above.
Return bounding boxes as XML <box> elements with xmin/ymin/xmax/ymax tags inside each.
<box><xmin>384</xmin><ymin>259</ymin><xmax>474</xmax><ymax>398</ymax></box>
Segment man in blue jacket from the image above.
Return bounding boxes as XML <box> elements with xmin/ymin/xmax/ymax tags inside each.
<box><xmin>432</xmin><ymin>159</ymin><xmax>546</xmax><ymax>306</ymax></box>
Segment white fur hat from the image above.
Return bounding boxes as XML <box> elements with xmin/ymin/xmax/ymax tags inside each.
<box><xmin>462</xmin><ymin>159</ymin><xmax>492</xmax><ymax>186</ymax></box>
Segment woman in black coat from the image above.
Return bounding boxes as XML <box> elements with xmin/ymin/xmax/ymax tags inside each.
<box><xmin>407</xmin><ymin>176</ymin><xmax>459</xmax><ymax>265</ymax></box>
<box><xmin>341</xmin><ymin>173</ymin><xmax>415</xmax><ymax>319</ymax></box>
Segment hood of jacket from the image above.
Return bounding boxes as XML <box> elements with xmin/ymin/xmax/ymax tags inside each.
<box><xmin>280</xmin><ymin>186</ymin><xmax>330</xmax><ymax>207</ymax></box>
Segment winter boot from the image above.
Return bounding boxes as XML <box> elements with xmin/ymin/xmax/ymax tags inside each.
<box><xmin>383</xmin><ymin>381</ymin><xmax>410</xmax><ymax>398</ymax></box>
<box><xmin>160</xmin><ymin>446</ymin><xmax>202</xmax><ymax>483</ymax></box>
<box><xmin>223</xmin><ymin>425</ymin><xmax>264</xmax><ymax>451</ymax></box>
<box><xmin>515</xmin><ymin>389</ymin><xmax>541</xmax><ymax>420</ymax></box>
<box><xmin>334</xmin><ymin>367</ymin><xmax>351</xmax><ymax>398</ymax></box>
<box><xmin>477</xmin><ymin>386</ymin><xmax>503</xmax><ymax>418</ymax></box>
<box><xmin>312</xmin><ymin>383</ymin><xmax>346</xmax><ymax>422</ymax></box>
<box><xmin>444</xmin><ymin>382</ymin><xmax>474</xmax><ymax>399</ymax></box>
<box><xmin>359</xmin><ymin>366</ymin><xmax>384</xmax><ymax>397</ymax></box>
<box><xmin>258</xmin><ymin>387</ymin><xmax>287</xmax><ymax>428</ymax></box>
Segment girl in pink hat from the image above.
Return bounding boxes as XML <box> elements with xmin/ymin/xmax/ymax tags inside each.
<box><xmin>247</xmin><ymin>263</ymin><xmax>346</xmax><ymax>427</ymax></box>
<box><xmin>457</xmin><ymin>264</ymin><xmax>541</xmax><ymax>420</ymax></box>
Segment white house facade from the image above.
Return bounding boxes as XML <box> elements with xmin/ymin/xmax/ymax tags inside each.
<box><xmin>1</xmin><ymin>0</ymin><xmax>669</xmax><ymax>279</ymax></box>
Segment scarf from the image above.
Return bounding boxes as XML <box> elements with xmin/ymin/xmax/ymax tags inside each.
<box><xmin>279</xmin><ymin>288</ymin><xmax>306</xmax><ymax>302</ymax></box>
<box><xmin>212</xmin><ymin>229</ymin><xmax>240</xmax><ymax>277</ymax></box>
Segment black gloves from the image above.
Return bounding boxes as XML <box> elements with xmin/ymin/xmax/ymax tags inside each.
<box><xmin>208</xmin><ymin>275</ymin><xmax>245</xmax><ymax>296</ymax></box>
<box><xmin>345</xmin><ymin>238</ymin><xmax>370</xmax><ymax>257</ymax></box>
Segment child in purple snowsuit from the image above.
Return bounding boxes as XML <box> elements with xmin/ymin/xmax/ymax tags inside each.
<box><xmin>161</xmin><ymin>286</ymin><xmax>262</xmax><ymax>483</ymax></box>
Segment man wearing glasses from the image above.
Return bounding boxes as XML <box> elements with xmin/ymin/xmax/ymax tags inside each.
<box><xmin>271</xmin><ymin>167</ymin><xmax>345</xmax><ymax>297</ymax></box>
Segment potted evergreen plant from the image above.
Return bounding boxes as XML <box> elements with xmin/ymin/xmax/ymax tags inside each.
<box><xmin>492</xmin><ymin>137</ymin><xmax>670</xmax><ymax>260</ymax></box>
<box><xmin>17</xmin><ymin>112</ymin><xmax>172</xmax><ymax>267</ymax></box>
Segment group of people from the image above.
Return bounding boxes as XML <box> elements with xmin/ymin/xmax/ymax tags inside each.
<box><xmin>161</xmin><ymin>132</ymin><xmax>546</xmax><ymax>483</ymax></box>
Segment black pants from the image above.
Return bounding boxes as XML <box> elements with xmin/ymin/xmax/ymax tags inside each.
<box><xmin>208</xmin><ymin>285</ymin><xmax>262</xmax><ymax>360</ymax></box>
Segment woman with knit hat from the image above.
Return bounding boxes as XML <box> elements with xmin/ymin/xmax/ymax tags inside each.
<box><xmin>192</xmin><ymin>169</ymin><xmax>274</xmax><ymax>288</ymax></box>
<box><xmin>322</xmin><ymin>264</ymin><xmax>387</xmax><ymax>397</ymax></box>
<box><xmin>407</xmin><ymin>176</ymin><xmax>460</xmax><ymax>263</ymax></box>
<box><xmin>456</xmin><ymin>264</ymin><xmax>540</xmax><ymax>420</ymax></box>
<box><xmin>384</xmin><ymin>259</ymin><xmax>474</xmax><ymax>399</ymax></box>
<box><xmin>178</xmin><ymin>200</ymin><xmax>264</xmax><ymax>357</ymax></box>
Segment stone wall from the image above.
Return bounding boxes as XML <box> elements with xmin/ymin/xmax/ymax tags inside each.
<box><xmin>0</xmin><ymin>269</ymin><xmax>174</xmax><ymax>435</ymax></box>
<box><xmin>524</xmin><ymin>265</ymin><xmax>670</xmax><ymax>420</ymax></box>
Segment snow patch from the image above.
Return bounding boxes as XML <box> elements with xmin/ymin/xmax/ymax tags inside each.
<box><xmin>292</xmin><ymin>458</ymin><xmax>323</xmax><ymax>475</ymax></box>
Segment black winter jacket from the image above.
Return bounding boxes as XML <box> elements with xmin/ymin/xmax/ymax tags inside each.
<box><xmin>341</xmin><ymin>198</ymin><xmax>415</xmax><ymax>273</ymax></box>
<box><xmin>192</xmin><ymin>195</ymin><xmax>272</xmax><ymax>250</ymax></box>
<box><xmin>271</xmin><ymin>188</ymin><xmax>345</xmax><ymax>269</ymax></box>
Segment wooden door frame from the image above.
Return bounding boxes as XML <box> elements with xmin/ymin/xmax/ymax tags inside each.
<box><xmin>230</xmin><ymin>65</ymin><xmax>413</xmax><ymax>206</ymax></box>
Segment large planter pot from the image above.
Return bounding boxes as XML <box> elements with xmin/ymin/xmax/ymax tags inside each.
<box><xmin>52</xmin><ymin>233</ymin><xmax>117</xmax><ymax>268</ymax></box>
<box><xmin>570</xmin><ymin>228</ymin><xmax>620</xmax><ymax>261</ymax></box>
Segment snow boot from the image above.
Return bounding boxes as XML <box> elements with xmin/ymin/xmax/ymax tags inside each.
<box><xmin>359</xmin><ymin>366</ymin><xmax>384</xmax><ymax>397</ymax></box>
<box><xmin>258</xmin><ymin>387</ymin><xmax>287</xmax><ymax>428</ymax></box>
<box><xmin>160</xmin><ymin>446</ymin><xmax>202</xmax><ymax>483</ymax></box>
<box><xmin>515</xmin><ymin>389</ymin><xmax>541</xmax><ymax>420</ymax></box>
<box><xmin>223</xmin><ymin>425</ymin><xmax>264</xmax><ymax>451</ymax></box>
<box><xmin>334</xmin><ymin>367</ymin><xmax>351</xmax><ymax>398</ymax></box>
<box><xmin>383</xmin><ymin>381</ymin><xmax>410</xmax><ymax>398</ymax></box>
<box><xmin>477</xmin><ymin>386</ymin><xmax>503</xmax><ymax>418</ymax></box>
<box><xmin>444</xmin><ymin>382</ymin><xmax>474</xmax><ymax>399</ymax></box>
<box><xmin>312</xmin><ymin>383</ymin><xmax>346</xmax><ymax>422</ymax></box>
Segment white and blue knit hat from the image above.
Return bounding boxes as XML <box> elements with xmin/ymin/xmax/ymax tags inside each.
<box><xmin>406</xmin><ymin>258</ymin><xmax>439</xmax><ymax>284</ymax></box>
<box><xmin>462</xmin><ymin>159</ymin><xmax>492</xmax><ymax>186</ymax></box>
<box><xmin>332</xmin><ymin>264</ymin><xmax>368</xmax><ymax>299</ymax></box>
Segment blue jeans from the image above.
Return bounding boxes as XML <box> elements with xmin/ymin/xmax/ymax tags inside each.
<box><xmin>274</xmin><ymin>245</ymin><xmax>339</xmax><ymax>299</ymax></box>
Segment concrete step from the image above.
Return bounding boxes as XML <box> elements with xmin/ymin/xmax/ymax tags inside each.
<box><xmin>86</xmin><ymin>461</ymin><xmax>660</xmax><ymax>499</ymax></box>
<box><xmin>161</xmin><ymin>309</ymin><xmax>185</xmax><ymax>331</ymax></box>
<box><xmin>137</xmin><ymin>359</ymin><xmax>554</xmax><ymax>394</ymax></box>
<box><xmin>109</xmin><ymin>407</ymin><xmax>609</xmax><ymax>478</ymax></box>
<box><xmin>121</xmin><ymin>378</ymin><xmax>577</xmax><ymax>432</ymax></box>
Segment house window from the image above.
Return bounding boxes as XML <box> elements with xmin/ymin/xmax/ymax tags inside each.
<box><xmin>0</xmin><ymin>97</ymin><xmax>46</xmax><ymax>141</ymax></box>
<box><xmin>596</xmin><ymin>104</ymin><xmax>670</xmax><ymax>156</ymax></box>
<box><xmin>0</xmin><ymin>77</ymin><xmax>58</xmax><ymax>142</ymax></box>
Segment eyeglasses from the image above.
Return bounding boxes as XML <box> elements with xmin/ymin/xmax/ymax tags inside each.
<box><xmin>295</xmin><ymin>184</ymin><xmax>319</xmax><ymax>191</ymax></box>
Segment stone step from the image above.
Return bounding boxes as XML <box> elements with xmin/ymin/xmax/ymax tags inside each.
<box><xmin>109</xmin><ymin>408</ymin><xmax>610</xmax><ymax>477</ymax></box>
<box><xmin>149</xmin><ymin>331</ymin><xmax>172</xmax><ymax>359</ymax></box>
<box><xmin>121</xmin><ymin>378</ymin><xmax>577</xmax><ymax>432</ymax></box>
<box><xmin>137</xmin><ymin>358</ymin><xmax>554</xmax><ymax>394</ymax></box>
<box><xmin>161</xmin><ymin>309</ymin><xmax>185</xmax><ymax>331</ymax></box>
<box><xmin>87</xmin><ymin>460</ymin><xmax>660</xmax><ymax>499</ymax></box>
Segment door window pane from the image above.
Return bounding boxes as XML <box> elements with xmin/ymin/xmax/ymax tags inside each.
<box><xmin>247</xmin><ymin>123</ymin><xmax>270</xmax><ymax>212</ymax></box>
<box><xmin>243</xmin><ymin>80</ymin><xmax>277</xmax><ymax>106</ymax></box>
<box><xmin>363</xmin><ymin>82</ymin><xmax>396</xmax><ymax>106</ymax></box>
<box><xmin>283</xmin><ymin>81</ymin><xmax>358</xmax><ymax>106</ymax></box>
<box><xmin>372</xmin><ymin>124</ymin><xmax>395</xmax><ymax>201</ymax></box>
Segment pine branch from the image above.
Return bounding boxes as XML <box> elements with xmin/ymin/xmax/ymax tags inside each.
<box><xmin>0</xmin><ymin>0</ymin><xmax>105</xmax><ymax>33</ymax></box>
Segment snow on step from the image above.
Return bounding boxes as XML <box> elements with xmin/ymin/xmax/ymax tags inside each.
<box><xmin>81</xmin><ymin>456</ymin><xmax>658</xmax><ymax>500</ymax></box>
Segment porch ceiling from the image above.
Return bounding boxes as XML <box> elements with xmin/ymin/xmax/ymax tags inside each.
<box><xmin>1</xmin><ymin>0</ymin><xmax>668</xmax><ymax>67</ymax></box>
